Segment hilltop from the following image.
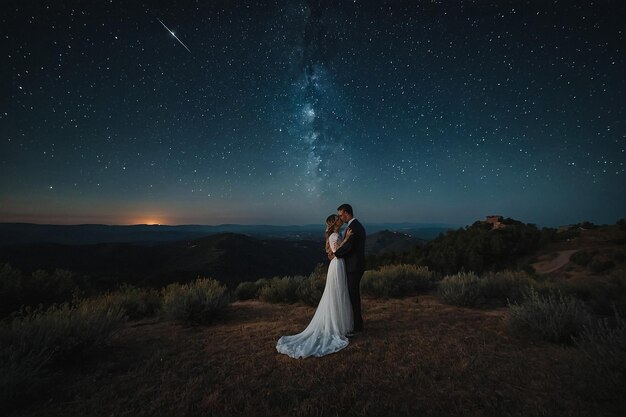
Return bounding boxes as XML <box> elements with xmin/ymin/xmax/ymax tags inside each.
<box><xmin>8</xmin><ymin>296</ymin><xmax>625</xmax><ymax>417</ymax></box>
<box><xmin>3</xmin><ymin>219</ymin><xmax>626</xmax><ymax>416</ymax></box>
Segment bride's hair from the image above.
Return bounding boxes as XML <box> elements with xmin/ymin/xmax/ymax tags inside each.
<box><xmin>325</xmin><ymin>214</ymin><xmax>340</xmax><ymax>254</ymax></box>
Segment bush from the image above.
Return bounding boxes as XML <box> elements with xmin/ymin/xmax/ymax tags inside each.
<box><xmin>162</xmin><ymin>278</ymin><xmax>229</xmax><ymax>324</ymax></box>
<box><xmin>258</xmin><ymin>276</ymin><xmax>303</xmax><ymax>304</ymax></box>
<box><xmin>29</xmin><ymin>268</ymin><xmax>78</xmax><ymax>306</ymax></box>
<box><xmin>437</xmin><ymin>272</ymin><xmax>482</xmax><ymax>307</ymax></box>
<box><xmin>590</xmin><ymin>259</ymin><xmax>615</xmax><ymax>273</ymax></box>
<box><xmin>235</xmin><ymin>265</ymin><xmax>328</xmax><ymax>306</ymax></box>
<box><xmin>361</xmin><ymin>264</ymin><xmax>437</xmax><ymax>298</ymax></box>
<box><xmin>571</xmin><ymin>250</ymin><xmax>593</xmax><ymax>267</ymax></box>
<box><xmin>297</xmin><ymin>264</ymin><xmax>327</xmax><ymax>306</ymax></box>
<box><xmin>574</xmin><ymin>311</ymin><xmax>626</xmax><ymax>393</ymax></box>
<box><xmin>563</xmin><ymin>272</ymin><xmax>626</xmax><ymax>316</ymax></box>
<box><xmin>97</xmin><ymin>284</ymin><xmax>162</xmax><ymax>320</ymax></box>
<box><xmin>508</xmin><ymin>288</ymin><xmax>590</xmax><ymax>343</ymax></box>
<box><xmin>234</xmin><ymin>281</ymin><xmax>260</xmax><ymax>301</ymax></box>
<box><xmin>0</xmin><ymin>299</ymin><xmax>126</xmax><ymax>407</ymax></box>
<box><xmin>480</xmin><ymin>271</ymin><xmax>535</xmax><ymax>306</ymax></box>
<box><xmin>0</xmin><ymin>264</ymin><xmax>23</xmax><ymax>317</ymax></box>
<box><xmin>234</xmin><ymin>279</ymin><xmax>268</xmax><ymax>301</ymax></box>
<box><xmin>437</xmin><ymin>270</ymin><xmax>535</xmax><ymax>307</ymax></box>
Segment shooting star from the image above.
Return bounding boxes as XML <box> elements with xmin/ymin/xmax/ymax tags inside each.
<box><xmin>157</xmin><ymin>18</ymin><xmax>191</xmax><ymax>53</ymax></box>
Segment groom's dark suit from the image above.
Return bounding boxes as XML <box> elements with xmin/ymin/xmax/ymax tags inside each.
<box><xmin>334</xmin><ymin>218</ymin><xmax>366</xmax><ymax>332</ymax></box>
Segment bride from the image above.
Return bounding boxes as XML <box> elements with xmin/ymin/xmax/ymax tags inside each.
<box><xmin>276</xmin><ymin>214</ymin><xmax>354</xmax><ymax>358</ymax></box>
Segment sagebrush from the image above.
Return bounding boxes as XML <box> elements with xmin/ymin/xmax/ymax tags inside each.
<box><xmin>361</xmin><ymin>264</ymin><xmax>437</xmax><ymax>297</ymax></box>
<box><xmin>508</xmin><ymin>288</ymin><xmax>590</xmax><ymax>343</ymax></box>
<box><xmin>162</xmin><ymin>278</ymin><xmax>229</xmax><ymax>324</ymax></box>
<box><xmin>0</xmin><ymin>298</ymin><xmax>126</xmax><ymax>407</ymax></box>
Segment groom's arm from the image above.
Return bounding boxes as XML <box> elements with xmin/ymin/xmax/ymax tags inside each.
<box><xmin>334</xmin><ymin>230</ymin><xmax>355</xmax><ymax>258</ymax></box>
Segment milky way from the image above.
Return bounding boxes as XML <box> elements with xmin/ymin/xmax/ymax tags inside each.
<box><xmin>1</xmin><ymin>1</ymin><xmax>624</xmax><ymax>225</ymax></box>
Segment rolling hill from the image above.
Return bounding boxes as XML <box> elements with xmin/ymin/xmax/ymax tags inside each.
<box><xmin>0</xmin><ymin>230</ymin><xmax>421</xmax><ymax>289</ymax></box>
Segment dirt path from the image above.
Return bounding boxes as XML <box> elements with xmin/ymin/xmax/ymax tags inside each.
<box><xmin>532</xmin><ymin>249</ymin><xmax>579</xmax><ymax>274</ymax></box>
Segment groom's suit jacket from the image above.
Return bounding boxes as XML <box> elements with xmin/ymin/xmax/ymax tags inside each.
<box><xmin>334</xmin><ymin>218</ymin><xmax>366</xmax><ymax>274</ymax></box>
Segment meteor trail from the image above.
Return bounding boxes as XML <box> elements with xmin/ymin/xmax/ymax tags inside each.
<box><xmin>157</xmin><ymin>18</ymin><xmax>191</xmax><ymax>53</ymax></box>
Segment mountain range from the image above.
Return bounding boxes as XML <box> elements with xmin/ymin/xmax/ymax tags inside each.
<box><xmin>0</xmin><ymin>222</ymin><xmax>456</xmax><ymax>246</ymax></box>
<box><xmin>0</xmin><ymin>223</ymin><xmax>451</xmax><ymax>288</ymax></box>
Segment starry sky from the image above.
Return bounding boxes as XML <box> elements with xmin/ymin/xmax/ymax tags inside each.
<box><xmin>1</xmin><ymin>0</ymin><xmax>624</xmax><ymax>227</ymax></box>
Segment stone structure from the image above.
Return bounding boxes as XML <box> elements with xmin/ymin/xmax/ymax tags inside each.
<box><xmin>484</xmin><ymin>215</ymin><xmax>506</xmax><ymax>229</ymax></box>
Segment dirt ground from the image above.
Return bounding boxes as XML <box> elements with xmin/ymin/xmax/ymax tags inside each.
<box><xmin>10</xmin><ymin>296</ymin><xmax>625</xmax><ymax>417</ymax></box>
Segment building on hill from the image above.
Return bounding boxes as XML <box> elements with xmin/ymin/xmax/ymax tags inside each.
<box><xmin>484</xmin><ymin>215</ymin><xmax>506</xmax><ymax>229</ymax></box>
<box><xmin>558</xmin><ymin>224</ymin><xmax>577</xmax><ymax>233</ymax></box>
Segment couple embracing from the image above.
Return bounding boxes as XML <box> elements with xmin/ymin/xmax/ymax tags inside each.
<box><xmin>276</xmin><ymin>204</ymin><xmax>366</xmax><ymax>359</ymax></box>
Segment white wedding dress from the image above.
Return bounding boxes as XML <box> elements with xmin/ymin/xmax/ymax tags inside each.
<box><xmin>276</xmin><ymin>232</ymin><xmax>353</xmax><ymax>358</ymax></box>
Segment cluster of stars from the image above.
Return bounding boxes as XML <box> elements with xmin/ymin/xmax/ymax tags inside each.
<box><xmin>0</xmin><ymin>0</ymin><xmax>624</xmax><ymax>225</ymax></box>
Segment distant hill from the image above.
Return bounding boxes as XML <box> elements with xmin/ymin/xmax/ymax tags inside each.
<box><xmin>365</xmin><ymin>230</ymin><xmax>425</xmax><ymax>255</ymax></box>
<box><xmin>0</xmin><ymin>233</ymin><xmax>326</xmax><ymax>289</ymax></box>
<box><xmin>527</xmin><ymin>223</ymin><xmax>626</xmax><ymax>280</ymax></box>
<box><xmin>0</xmin><ymin>222</ymin><xmax>455</xmax><ymax>246</ymax></box>
<box><xmin>0</xmin><ymin>228</ymin><xmax>436</xmax><ymax>291</ymax></box>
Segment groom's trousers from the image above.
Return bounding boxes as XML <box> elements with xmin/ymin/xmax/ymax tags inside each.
<box><xmin>347</xmin><ymin>271</ymin><xmax>364</xmax><ymax>331</ymax></box>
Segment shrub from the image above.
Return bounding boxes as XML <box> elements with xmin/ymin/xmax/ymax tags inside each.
<box><xmin>297</xmin><ymin>264</ymin><xmax>328</xmax><ymax>306</ymax></box>
<box><xmin>480</xmin><ymin>271</ymin><xmax>535</xmax><ymax>306</ymax></box>
<box><xmin>508</xmin><ymin>288</ymin><xmax>590</xmax><ymax>343</ymax></box>
<box><xmin>590</xmin><ymin>259</ymin><xmax>615</xmax><ymax>273</ymax></box>
<box><xmin>0</xmin><ymin>265</ymin><xmax>84</xmax><ymax>319</ymax></box>
<box><xmin>563</xmin><ymin>272</ymin><xmax>626</xmax><ymax>316</ymax></box>
<box><xmin>361</xmin><ymin>264</ymin><xmax>437</xmax><ymax>298</ymax></box>
<box><xmin>234</xmin><ymin>281</ymin><xmax>261</xmax><ymax>301</ymax></box>
<box><xmin>234</xmin><ymin>278</ymin><xmax>269</xmax><ymax>301</ymax></box>
<box><xmin>437</xmin><ymin>272</ymin><xmax>482</xmax><ymax>307</ymax></box>
<box><xmin>97</xmin><ymin>284</ymin><xmax>162</xmax><ymax>320</ymax></box>
<box><xmin>236</xmin><ymin>265</ymin><xmax>328</xmax><ymax>306</ymax></box>
<box><xmin>570</xmin><ymin>250</ymin><xmax>593</xmax><ymax>267</ymax></box>
<box><xmin>0</xmin><ymin>299</ymin><xmax>126</xmax><ymax>406</ymax></box>
<box><xmin>574</xmin><ymin>311</ymin><xmax>626</xmax><ymax>393</ymax></box>
<box><xmin>258</xmin><ymin>276</ymin><xmax>303</xmax><ymax>304</ymax></box>
<box><xmin>29</xmin><ymin>268</ymin><xmax>78</xmax><ymax>306</ymax></box>
<box><xmin>521</xmin><ymin>264</ymin><xmax>536</xmax><ymax>275</ymax></box>
<box><xmin>0</xmin><ymin>264</ymin><xmax>23</xmax><ymax>317</ymax></box>
<box><xmin>437</xmin><ymin>270</ymin><xmax>535</xmax><ymax>307</ymax></box>
<box><xmin>162</xmin><ymin>278</ymin><xmax>229</xmax><ymax>324</ymax></box>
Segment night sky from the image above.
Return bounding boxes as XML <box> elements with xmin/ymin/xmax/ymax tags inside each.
<box><xmin>2</xmin><ymin>1</ymin><xmax>624</xmax><ymax>226</ymax></box>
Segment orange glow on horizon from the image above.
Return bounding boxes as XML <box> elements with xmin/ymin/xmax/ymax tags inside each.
<box><xmin>133</xmin><ymin>217</ymin><xmax>165</xmax><ymax>226</ymax></box>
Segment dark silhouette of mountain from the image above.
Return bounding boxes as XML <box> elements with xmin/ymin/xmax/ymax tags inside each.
<box><xmin>0</xmin><ymin>222</ymin><xmax>455</xmax><ymax>246</ymax></box>
<box><xmin>0</xmin><ymin>226</ymin><xmax>446</xmax><ymax>293</ymax></box>
<box><xmin>0</xmin><ymin>233</ymin><xmax>326</xmax><ymax>289</ymax></box>
<box><xmin>365</xmin><ymin>230</ymin><xmax>426</xmax><ymax>255</ymax></box>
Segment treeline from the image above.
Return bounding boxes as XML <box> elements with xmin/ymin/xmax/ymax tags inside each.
<box><xmin>368</xmin><ymin>218</ymin><xmax>568</xmax><ymax>274</ymax></box>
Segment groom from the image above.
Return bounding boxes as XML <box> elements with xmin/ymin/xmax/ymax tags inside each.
<box><xmin>333</xmin><ymin>203</ymin><xmax>366</xmax><ymax>333</ymax></box>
